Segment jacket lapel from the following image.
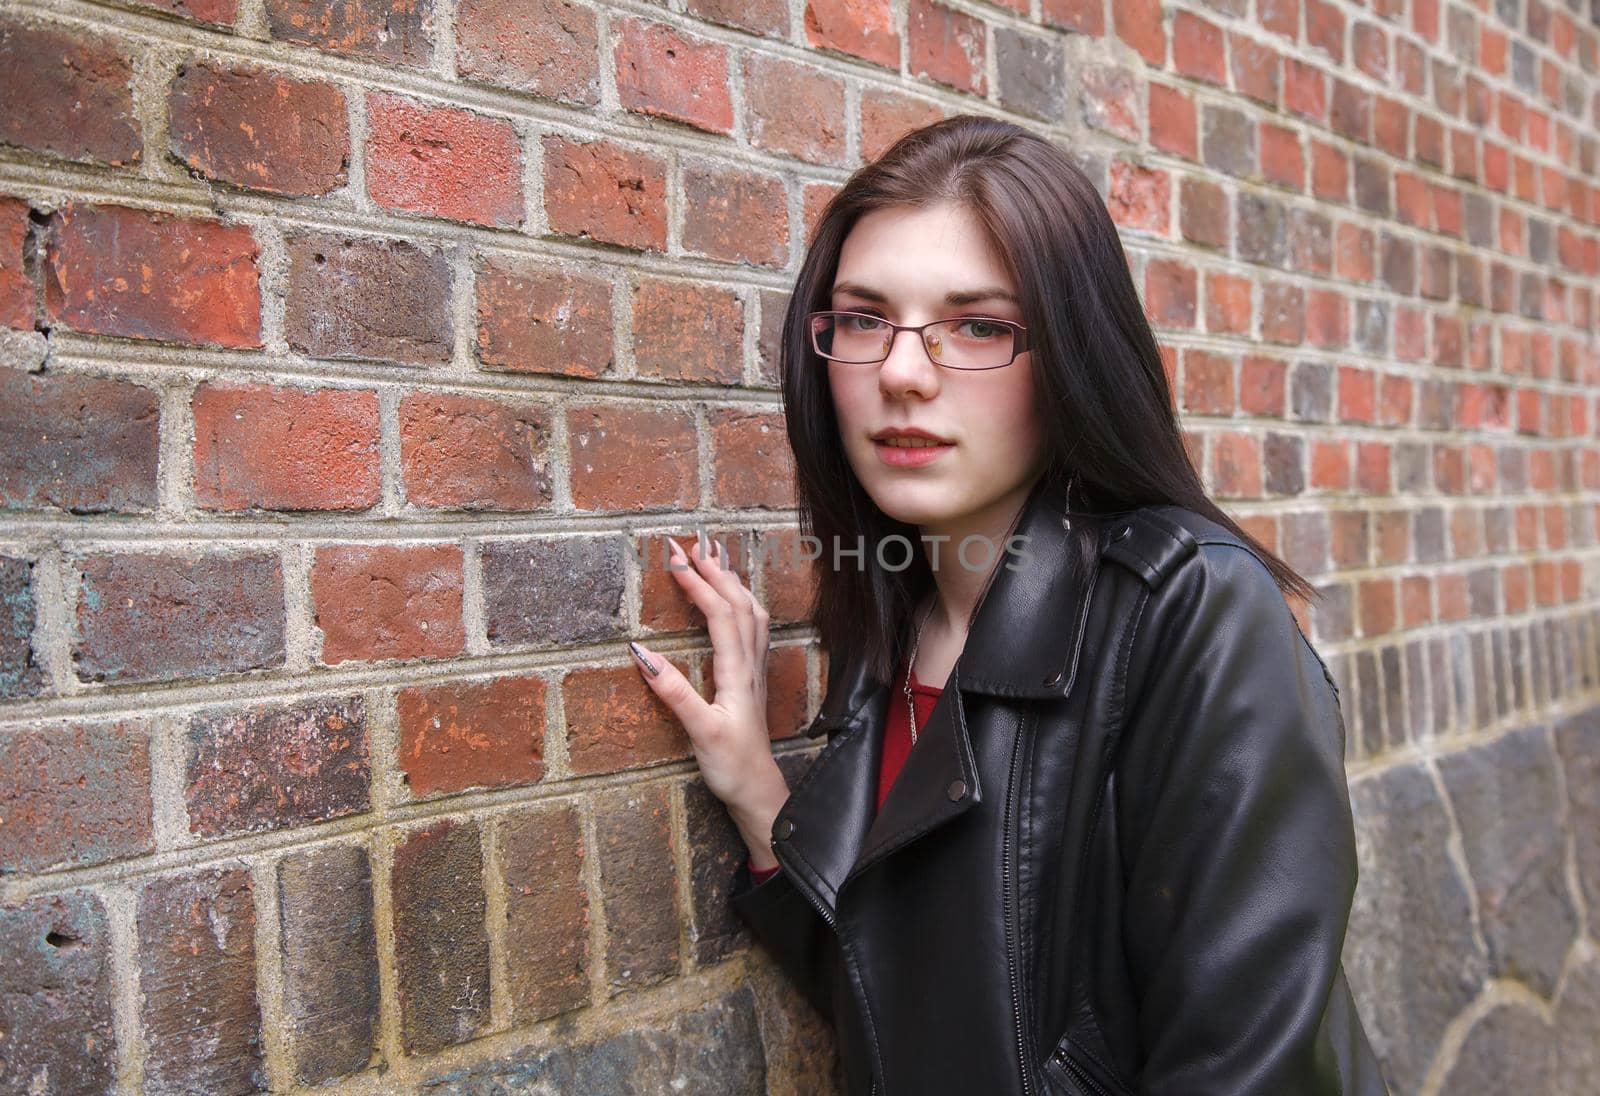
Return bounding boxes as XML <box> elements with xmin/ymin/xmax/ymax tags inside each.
<box><xmin>774</xmin><ymin>474</ymin><xmax>1109</xmax><ymax>915</ymax></box>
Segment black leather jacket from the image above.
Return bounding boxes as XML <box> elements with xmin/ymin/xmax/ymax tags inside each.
<box><xmin>729</xmin><ymin>479</ymin><xmax>1389</xmax><ymax>1095</ymax></box>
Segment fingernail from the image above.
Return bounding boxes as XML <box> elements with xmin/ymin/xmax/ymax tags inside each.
<box><xmin>629</xmin><ymin>642</ymin><xmax>660</xmax><ymax>676</ymax></box>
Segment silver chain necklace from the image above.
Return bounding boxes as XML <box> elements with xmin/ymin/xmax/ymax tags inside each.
<box><xmin>904</xmin><ymin>594</ymin><xmax>939</xmax><ymax>746</ymax></box>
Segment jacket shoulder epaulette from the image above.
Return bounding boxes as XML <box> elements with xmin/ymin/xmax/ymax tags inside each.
<box><xmin>1099</xmin><ymin>505</ymin><xmax>1210</xmax><ymax>589</ymax></box>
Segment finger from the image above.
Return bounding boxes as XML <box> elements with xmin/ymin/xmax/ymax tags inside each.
<box><xmin>628</xmin><ymin>641</ymin><xmax>710</xmax><ymax>732</ymax></box>
<box><xmin>664</xmin><ymin>538</ymin><xmax>751</xmax><ymax>691</ymax></box>
<box><xmin>687</xmin><ymin>534</ymin><xmax>757</xmax><ymax>654</ymax></box>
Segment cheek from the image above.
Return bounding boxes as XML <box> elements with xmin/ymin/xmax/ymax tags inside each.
<box><xmin>967</xmin><ymin>364</ymin><xmax>1045</xmax><ymax>452</ymax></box>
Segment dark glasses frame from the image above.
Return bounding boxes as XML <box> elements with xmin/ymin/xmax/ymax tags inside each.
<box><xmin>806</xmin><ymin>310</ymin><xmax>1032</xmax><ymax>371</ymax></box>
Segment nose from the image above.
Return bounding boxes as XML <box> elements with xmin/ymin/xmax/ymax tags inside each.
<box><xmin>877</xmin><ymin>326</ymin><xmax>941</xmax><ymax>397</ymax></box>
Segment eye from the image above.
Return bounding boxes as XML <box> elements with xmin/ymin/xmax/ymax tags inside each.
<box><xmin>842</xmin><ymin>312</ymin><xmax>887</xmax><ymax>331</ymax></box>
<box><xmin>954</xmin><ymin>318</ymin><xmax>1008</xmax><ymax>339</ymax></box>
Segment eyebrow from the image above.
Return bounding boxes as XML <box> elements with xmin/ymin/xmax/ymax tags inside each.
<box><xmin>830</xmin><ymin>281</ymin><xmax>1019</xmax><ymax>307</ymax></box>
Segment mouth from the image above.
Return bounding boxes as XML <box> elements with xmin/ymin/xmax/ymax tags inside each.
<box><xmin>870</xmin><ymin>429</ymin><xmax>955</xmax><ymax>448</ymax></box>
<box><xmin>870</xmin><ymin>429</ymin><xmax>955</xmax><ymax>467</ymax></box>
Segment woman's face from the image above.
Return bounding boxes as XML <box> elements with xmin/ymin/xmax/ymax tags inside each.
<box><xmin>825</xmin><ymin>200</ymin><xmax>1048</xmax><ymax>538</ymax></box>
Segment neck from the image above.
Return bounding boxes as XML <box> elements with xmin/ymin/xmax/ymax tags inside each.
<box><xmin>917</xmin><ymin>473</ymin><xmax>1040</xmax><ymax>639</ymax></box>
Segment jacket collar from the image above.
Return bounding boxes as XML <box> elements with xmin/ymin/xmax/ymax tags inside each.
<box><xmin>776</xmin><ymin>474</ymin><xmax>1108</xmax><ymax>910</ymax></box>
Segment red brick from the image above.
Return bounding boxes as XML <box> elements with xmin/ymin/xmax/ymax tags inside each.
<box><xmin>859</xmin><ymin>89</ymin><xmax>945</xmax><ymax>162</ymax></box>
<box><xmin>1041</xmin><ymin>0</ymin><xmax>1102</xmax><ymax>35</ymax></box>
<box><xmin>766</xmin><ymin>643</ymin><xmax>812</xmax><ymax>739</ymax></box>
<box><xmin>1229</xmin><ymin>31</ymin><xmax>1280</xmax><ymax>107</ymax></box>
<box><xmin>169</xmin><ymin>59</ymin><xmax>348</xmax><ymax>196</ymax></box>
<box><xmin>1113</xmin><ymin>0</ymin><xmax>1166</xmax><ymax>66</ymax></box>
<box><xmin>1182</xmin><ymin>349</ymin><xmax>1234</xmax><ymax>415</ymax></box>
<box><xmin>187</xmin><ymin>696</ymin><xmax>369</xmax><ymax>836</ymax></box>
<box><xmin>594</xmin><ymin>782</ymin><xmax>679</xmax><ymax>994</ymax></box>
<box><xmin>805</xmin><ymin>0</ymin><xmax>900</xmax><ymax>70</ymax></box>
<box><xmin>0</xmin><ymin>197</ymin><xmax>31</xmax><ymax>330</ymax></box>
<box><xmin>1145</xmin><ymin>258</ymin><xmax>1196</xmax><ymax>327</ymax></box>
<box><xmin>500</xmin><ymin>803</ymin><xmax>592</xmax><ymax>1022</ymax></box>
<box><xmin>1081</xmin><ymin>66</ymin><xmax>1140</xmax><ymax>143</ymax></box>
<box><xmin>392</xmin><ymin>820</ymin><xmax>491</xmax><ymax>1053</ymax></box>
<box><xmin>1306</xmin><ymin>0</ymin><xmax>1344</xmax><ymax>63</ymax></box>
<box><xmin>568</xmin><ymin>402</ymin><xmax>699</xmax><ymax>512</ymax></box>
<box><xmin>284</xmin><ymin>230</ymin><xmax>454</xmax><ymax>364</ymax></box>
<box><xmin>1355</xmin><ymin>439</ymin><xmax>1390</xmax><ymax>494</ymax></box>
<box><xmin>1173</xmin><ymin>12</ymin><xmax>1226</xmax><ymax>85</ymax></box>
<box><xmin>1374</xmin><ymin>97</ymin><xmax>1408</xmax><ymax>160</ymax></box>
<box><xmin>1180</xmin><ymin>177</ymin><xmax>1227</xmax><ymax>248</ymax></box>
<box><xmin>563</xmin><ymin>663</ymin><xmax>693</xmax><ymax>775</ymax></box>
<box><xmin>74</xmin><ymin>551</ymin><xmax>285</xmax><ymax>683</ymax></box>
<box><xmin>803</xmin><ymin>182</ymin><xmax>839</xmax><ymax>244</ymax></box>
<box><xmin>193</xmin><ymin>382</ymin><xmax>381</xmax><ymax>511</ymax></box>
<box><xmin>709</xmin><ymin>406</ymin><xmax>797</xmax><ymax>509</ymax></box>
<box><xmin>0</xmin><ymin>721</ymin><xmax>152</xmax><ymax>872</ymax></box>
<box><xmin>276</xmin><ymin>845</ymin><xmax>379</xmax><ymax>1085</ymax></box>
<box><xmin>908</xmin><ymin>0</ymin><xmax>986</xmax><ymax>95</ymax></box>
<box><xmin>398</xmin><ymin>675</ymin><xmax>546</xmax><ymax>797</ymax></box>
<box><xmin>1285</xmin><ymin>58</ymin><xmax>1328</xmax><ymax>123</ymax></box>
<box><xmin>311</xmin><ymin>544</ymin><xmax>465</xmax><ymax>664</ymax></box>
<box><xmin>1204</xmin><ymin>270</ymin><xmax>1252</xmax><ymax>335</ymax></box>
<box><xmin>1358</xmin><ymin>578</ymin><xmax>1396</xmax><ymax>636</ymax></box>
<box><xmin>366</xmin><ymin>93</ymin><xmax>523</xmax><ymax>227</ymax></box>
<box><xmin>1261</xmin><ymin>281</ymin><xmax>1305</xmax><ymax>344</ymax></box>
<box><xmin>1311</xmin><ymin>438</ymin><xmax>1350</xmax><ymax>490</ymax></box>
<box><xmin>542</xmin><ymin>135</ymin><xmax>668</xmax><ymax>252</ymax></box>
<box><xmin>637</xmin><ymin>532</ymin><xmax>720</xmax><ymax>634</ymax></box>
<box><xmin>43</xmin><ymin>202</ymin><xmax>261</xmax><ymax>348</ymax></box>
<box><xmin>1261</xmin><ymin>123</ymin><xmax>1305</xmax><ymax>190</ymax></box>
<box><xmin>612</xmin><ymin>18</ymin><xmax>732</xmax><ymax>134</ymax></box>
<box><xmin>1305</xmin><ymin>287</ymin><xmax>1348</xmax><ymax>348</ymax></box>
<box><xmin>264</xmin><ymin>0</ymin><xmax>430</xmax><ymax>67</ymax></box>
<box><xmin>758</xmin><ymin>527</ymin><xmax>821</xmax><ymax>626</ymax></box>
<box><xmin>744</xmin><ymin>54</ymin><xmax>847</xmax><ymax>166</ymax></box>
<box><xmin>0</xmin><ymin>19</ymin><xmax>141</xmax><ymax>166</ymax></box>
<box><xmin>475</xmin><ymin>258</ymin><xmax>613</xmax><ymax>377</ymax></box>
<box><xmin>631</xmin><ymin>278</ymin><xmax>744</xmax><ymax>384</ymax></box>
<box><xmin>1239</xmin><ymin>354</ymin><xmax>1287</xmax><ymax>416</ymax></box>
<box><xmin>1210</xmin><ymin>431</ymin><xmax>1263</xmax><ymax>498</ymax></box>
<box><xmin>1149</xmin><ymin>83</ymin><xmax>1197</xmax><ymax>159</ymax></box>
<box><xmin>133</xmin><ymin>0</ymin><xmax>237</xmax><ymax>25</ymax></box>
<box><xmin>138</xmin><ymin>868</ymin><xmax>265</xmax><ymax>1093</ymax></box>
<box><xmin>1311</xmin><ymin>140</ymin><xmax>1349</xmax><ymax>202</ymax></box>
<box><xmin>0</xmin><ymin>892</ymin><xmax>118</xmax><ymax>1093</ymax></box>
<box><xmin>1108</xmin><ymin>160</ymin><xmax>1170</xmax><ymax>235</ymax></box>
<box><xmin>756</xmin><ymin>288</ymin><xmax>790</xmax><ymax>387</ymax></box>
<box><xmin>1260</xmin><ymin>0</ymin><xmax>1297</xmax><ymax>40</ymax></box>
<box><xmin>456</xmin><ymin>0</ymin><xmax>599</xmax><ymax>106</ymax></box>
<box><xmin>689</xmin><ymin>0</ymin><xmax>787</xmax><ymax>37</ymax></box>
<box><xmin>0</xmin><ymin>369</ymin><xmax>159</xmax><ymax>513</ymax></box>
<box><xmin>400</xmin><ymin>392</ymin><xmax>553</xmax><ymax>510</ymax></box>
<box><xmin>1338</xmin><ymin>364</ymin><xmax>1377</xmax><ymax>423</ymax></box>
<box><xmin>682</xmin><ymin>162</ymin><xmax>789</xmax><ymax>268</ymax></box>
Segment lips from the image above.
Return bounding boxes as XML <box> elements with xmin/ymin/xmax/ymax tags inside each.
<box><xmin>871</xmin><ymin>427</ymin><xmax>955</xmax><ymax>447</ymax></box>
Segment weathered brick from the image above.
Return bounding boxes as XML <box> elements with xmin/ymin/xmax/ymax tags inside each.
<box><xmin>744</xmin><ymin>54</ymin><xmax>847</xmax><ymax>165</ymax></box>
<box><xmin>193</xmin><ymin>382</ymin><xmax>381</xmax><ymax>511</ymax></box>
<box><xmin>0</xmin><ymin>556</ymin><xmax>42</xmax><ymax>699</ymax></box>
<box><xmin>709</xmin><ymin>406</ymin><xmax>797</xmax><ymax>509</ymax></box>
<box><xmin>805</xmin><ymin>0</ymin><xmax>900</xmax><ymax>70</ymax></box>
<box><xmin>0</xmin><ymin>369</ymin><xmax>158</xmax><ymax>514</ymax></box>
<box><xmin>0</xmin><ymin>721</ymin><xmax>152</xmax><ymax>872</ymax></box>
<box><xmin>482</xmin><ymin>535</ymin><xmax>625</xmax><ymax>647</ymax></box>
<box><xmin>636</xmin><ymin>531</ymin><xmax>749</xmax><ymax>634</ymax></box>
<box><xmin>129</xmin><ymin>0</ymin><xmax>237</xmax><ymax>25</ymax></box>
<box><xmin>74</xmin><ymin>551</ymin><xmax>285</xmax><ymax>684</ymax></box>
<box><xmin>568</xmin><ymin>402</ymin><xmax>699</xmax><ymax>512</ymax></box>
<box><xmin>758</xmin><ymin>527</ymin><xmax>820</xmax><ymax>626</ymax></box>
<box><xmin>138</xmin><ymin>867</ymin><xmax>266</xmax><ymax>1094</ymax></box>
<box><xmin>169</xmin><ymin>59</ymin><xmax>348</xmax><ymax>196</ymax></box>
<box><xmin>563</xmin><ymin>663</ymin><xmax>693</xmax><ymax>776</ymax></box>
<box><xmin>595</xmin><ymin>782</ymin><xmax>678</xmax><ymax>994</ymax></box>
<box><xmin>756</xmin><ymin>287</ymin><xmax>790</xmax><ymax>387</ymax></box>
<box><xmin>0</xmin><ymin>196</ymin><xmax>32</xmax><ymax>330</ymax></box>
<box><xmin>1041</xmin><ymin>0</ymin><xmax>1102</xmax><ymax>35</ymax></box>
<box><xmin>1144</xmin><ymin>257</ymin><xmax>1196</xmax><ymax>327</ymax></box>
<box><xmin>277</xmin><ymin>844</ymin><xmax>379</xmax><ymax>1084</ymax></box>
<box><xmin>264</xmin><ymin>0</ymin><xmax>432</xmax><ymax>67</ymax></box>
<box><xmin>456</xmin><ymin>0</ymin><xmax>599</xmax><ymax>106</ymax></box>
<box><xmin>612</xmin><ymin>18</ymin><xmax>732</xmax><ymax>135</ymax></box>
<box><xmin>684</xmin><ymin>773</ymin><xmax>752</xmax><ymax>964</ymax></box>
<box><xmin>187</xmin><ymin>696</ymin><xmax>369</xmax><ymax>837</ymax></box>
<box><xmin>994</xmin><ymin>28</ymin><xmax>1065</xmax><ymax>122</ymax></box>
<box><xmin>0</xmin><ymin>18</ymin><xmax>141</xmax><ymax>166</ymax></box>
<box><xmin>908</xmin><ymin>0</ymin><xmax>986</xmax><ymax>95</ymax></box>
<box><xmin>43</xmin><ymin>202</ymin><xmax>261</xmax><ymax>348</ymax></box>
<box><xmin>499</xmin><ymin>802</ymin><xmax>591</xmax><ymax>1022</ymax></box>
<box><xmin>542</xmin><ymin>135</ymin><xmax>668</xmax><ymax>252</ymax></box>
<box><xmin>689</xmin><ymin>0</ymin><xmax>787</xmax><ymax>37</ymax></box>
<box><xmin>0</xmin><ymin>891</ymin><xmax>117</xmax><ymax>1094</ymax></box>
<box><xmin>766</xmin><ymin>644</ymin><xmax>812</xmax><ymax>740</ymax></box>
<box><xmin>392</xmin><ymin>819</ymin><xmax>491</xmax><ymax>1054</ymax></box>
<box><xmin>400</xmin><ymin>392</ymin><xmax>553</xmax><ymax>510</ymax></box>
<box><xmin>859</xmin><ymin>88</ymin><xmax>945</xmax><ymax>162</ymax></box>
<box><xmin>1173</xmin><ymin>11</ymin><xmax>1227</xmax><ymax>86</ymax></box>
<box><xmin>681</xmin><ymin>162</ymin><xmax>789</xmax><ymax>268</ymax></box>
<box><xmin>1202</xmin><ymin>103</ymin><xmax>1257</xmax><ymax>180</ymax></box>
<box><xmin>631</xmin><ymin>278</ymin><xmax>743</xmax><ymax>384</ymax></box>
<box><xmin>1113</xmin><ymin>0</ymin><xmax>1166</xmax><ymax>66</ymax></box>
<box><xmin>1108</xmin><ymin>160</ymin><xmax>1170</xmax><ymax>235</ymax></box>
<box><xmin>311</xmin><ymin>544</ymin><xmax>464</xmax><ymax>664</ymax></box>
<box><xmin>283</xmin><ymin>230</ymin><xmax>454</xmax><ymax>365</ymax></box>
<box><xmin>1149</xmin><ymin>82</ymin><xmax>1198</xmax><ymax>159</ymax></box>
<box><xmin>475</xmin><ymin>258</ymin><xmax>614</xmax><ymax>377</ymax></box>
<box><xmin>366</xmin><ymin>92</ymin><xmax>524</xmax><ymax>227</ymax></box>
<box><xmin>398</xmin><ymin>674</ymin><xmax>546</xmax><ymax>798</ymax></box>
<box><xmin>1081</xmin><ymin>65</ymin><xmax>1140</xmax><ymax>144</ymax></box>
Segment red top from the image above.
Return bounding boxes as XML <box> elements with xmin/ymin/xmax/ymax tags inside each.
<box><xmin>748</xmin><ymin>657</ymin><xmax>941</xmax><ymax>884</ymax></box>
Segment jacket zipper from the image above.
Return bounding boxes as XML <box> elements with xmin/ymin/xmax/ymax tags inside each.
<box><xmin>1054</xmin><ymin>1048</ymin><xmax>1112</xmax><ymax>1096</ymax></box>
<box><xmin>1003</xmin><ymin>713</ymin><xmax>1036</xmax><ymax>1096</ymax></box>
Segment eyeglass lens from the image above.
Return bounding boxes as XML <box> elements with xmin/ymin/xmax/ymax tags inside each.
<box><xmin>810</xmin><ymin>313</ymin><xmax>1017</xmax><ymax>369</ymax></box>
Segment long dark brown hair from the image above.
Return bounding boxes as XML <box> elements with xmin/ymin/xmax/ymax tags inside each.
<box><xmin>782</xmin><ymin>114</ymin><xmax>1318</xmax><ymax>683</ymax></box>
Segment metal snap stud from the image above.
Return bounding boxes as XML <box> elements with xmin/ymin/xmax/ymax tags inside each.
<box><xmin>946</xmin><ymin>779</ymin><xmax>967</xmax><ymax>801</ymax></box>
<box><xmin>1113</xmin><ymin>524</ymin><xmax>1131</xmax><ymax>541</ymax></box>
<box><xmin>775</xmin><ymin>818</ymin><xmax>795</xmax><ymax>840</ymax></box>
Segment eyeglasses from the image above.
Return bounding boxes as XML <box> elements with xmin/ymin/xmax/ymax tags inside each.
<box><xmin>807</xmin><ymin>310</ymin><xmax>1031</xmax><ymax>371</ymax></box>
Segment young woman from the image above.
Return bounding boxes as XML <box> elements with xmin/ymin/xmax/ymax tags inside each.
<box><xmin>627</xmin><ymin>115</ymin><xmax>1388</xmax><ymax>1095</ymax></box>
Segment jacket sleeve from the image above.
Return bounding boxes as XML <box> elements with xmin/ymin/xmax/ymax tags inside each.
<box><xmin>729</xmin><ymin>857</ymin><xmax>839</xmax><ymax>1025</ymax></box>
<box><xmin>1112</xmin><ymin>542</ymin><xmax>1383</xmax><ymax>1095</ymax></box>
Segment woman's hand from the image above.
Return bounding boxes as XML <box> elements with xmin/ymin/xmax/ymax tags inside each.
<box><xmin>630</xmin><ymin>532</ymin><xmax>790</xmax><ymax>869</ymax></box>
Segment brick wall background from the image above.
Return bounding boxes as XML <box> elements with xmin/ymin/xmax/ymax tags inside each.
<box><xmin>1</xmin><ymin>0</ymin><xmax>1599</xmax><ymax>1091</ymax></box>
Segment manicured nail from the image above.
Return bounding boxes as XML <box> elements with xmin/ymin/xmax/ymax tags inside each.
<box><xmin>629</xmin><ymin>642</ymin><xmax>660</xmax><ymax>676</ymax></box>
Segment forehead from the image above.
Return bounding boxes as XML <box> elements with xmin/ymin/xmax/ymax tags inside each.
<box><xmin>832</xmin><ymin>201</ymin><xmax>1014</xmax><ymax>297</ymax></box>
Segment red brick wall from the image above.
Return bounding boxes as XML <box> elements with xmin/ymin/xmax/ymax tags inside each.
<box><xmin>1</xmin><ymin>0</ymin><xmax>1597</xmax><ymax>1090</ymax></box>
